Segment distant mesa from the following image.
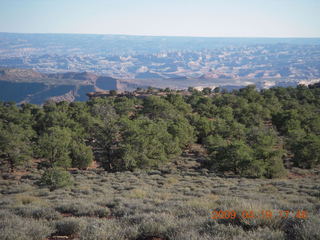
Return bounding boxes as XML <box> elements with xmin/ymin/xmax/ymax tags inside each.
<box><xmin>47</xmin><ymin>71</ymin><xmax>98</xmax><ymax>82</ymax></box>
<box><xmin>0</xmin><ymin>68</ymin><xmax>118</xmax><ymax>104</ymax></box>
<box><xmin>96</xmin><ymin>76</ymin><xmax>117</xmax><ymax>90</ymax></box>
<box><xmin>0</xmin><ymin>67</ymin><xmax>318</xmax><ymax>104</ymax></box>
<box><xmin>0</xmin><ymin>68</ymin><xmax>45</xmax><ymax>80</ymax></box>
<box><xmin>165</xmin><ymin>75</ymin><xmax>188</xmax><ymax>80</ymax></box>
<box><xmin>135</xmin><ymin>71</ymin><xmax>163</xmax><ymax>79</ymax></box>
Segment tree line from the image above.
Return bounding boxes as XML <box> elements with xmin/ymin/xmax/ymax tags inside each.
<box><xmin>0</xmin><ymin>84</ymin><xmax>319</xmax><ymax>178</ymax></box>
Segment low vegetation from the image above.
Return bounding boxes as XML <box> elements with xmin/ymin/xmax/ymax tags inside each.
<box><xmin>0</xmin><ymin>158</ymin><xmax>319</xmax><ymax>240</ymax></box>
<box><xmin>0</xmin><ymin>84</ymin><xmax>319</xmax><ymax>239</ymax></box>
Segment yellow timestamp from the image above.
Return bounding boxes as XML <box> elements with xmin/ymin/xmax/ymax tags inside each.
<box><xmin>210</xmin><ymin>210</ymin><xmax>308</xmax><ymax>219</ymax></box>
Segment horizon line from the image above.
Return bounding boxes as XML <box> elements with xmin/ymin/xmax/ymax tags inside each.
<box><xmin>1</xmin><ymin>31</ymin><xmax>320</xmax><ymax>39</ymax></box>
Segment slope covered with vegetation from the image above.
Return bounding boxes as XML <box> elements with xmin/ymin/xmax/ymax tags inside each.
<box><xmin>1</xmin><ymin>84</ymin><xmax>319</xmax><ymax>176</ymax></box>
<box><xmin>0</xmin><ymin>83</ymin><xmax>320</xmax><ymax>240</ymax></box>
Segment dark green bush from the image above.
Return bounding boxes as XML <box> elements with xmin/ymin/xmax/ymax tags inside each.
<box><xmin>40</xmin><ymin>167</ymin><xmax>73</xmax><ymax>190</ymax></box>
<box><xmin>70</xmin><ymin>142</ymin><xmax>93</xmax><ymax>169</ymax></box>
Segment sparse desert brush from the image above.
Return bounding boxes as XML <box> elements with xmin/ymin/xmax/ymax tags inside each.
<box><xmin>126</xmin><ymin>188</ymin><xmax>149</xmax><ymax>199</ymax></box>
<box><xmin>200</xmin><ymin>219</ymin><xmax>246</xmax><ymax>238</ymax></box>
<box><xmin>164</xmin><ymin>175</ymin><xmax>180</xmax><ymax>185</ymax></box>
<box><xmin>56</xmin><ymin>201</ymin><xmax>110</xmax><ymax>217</ymax></box>
<box><xmin>291</xmin><ymin>167</ymin><xmax>311</xmax><ymax>176</ymax></box>
<box><xmin>1</xmin><ymin>183</ymin><xmax>34</xmax><ymax>195</ymax></box>
<box><xmin>80</xmin><ymin>218</ymin><xmax>136</xmax><ymax>240</ymax></box>
<box><xmin>0</xmin><ymin>197</ymin><xmax>11</xmax><ymax>208</ymax></box>
<box><xmin>20</xmin><ymin>172</ymin><xmax>40</xmax><ymax>181</ymax></box>
<box><xmin>169</xmin><ymin>199</ymin><xmax>215</xmax><ymax>218</ymax></box>
<box><xmin>0</xmin><ymin>155</ymin><xmax>319</xmax><ymax>240</ymax></box>
<box><xmin>35</xmin><ymin>188</ymin><xmax>51</xmax><ymax>197</ymax></box>
<box><xmin>93</xmin><ymin>207</ymin><xmax>111</xmax><ymax>218</ymax></box>
<box><xmin>136</xmin><ymin>212</ymin><xmax>177</xmax><ymax>239</ymax></box>
<box><xmin>55</xmin><ymin>217</ymin><xmax>85</xmax><ymax>236</ymax></box>
<box><xmin>13</xmin><ymin>206</ymin><xmax>61</xmax><ymax>220</ymax></box>
<box><xmin>243</xmin><ymin>227</ymin><xmax>285</xmax><ymax>240</ymax></box>
<box><xmin>173</xmin><ymin>230</ymin><xmax>212</xmax><ymax>240</ymax></box>
<box><xmin>0</xmin><ymin>209</ymin><xmax>53</xmax><ymax>240</ymax></box>
<box><xmin>271</xmin><ymin>180</ymin><xmax>293</xmax><ymax>189</ymax></box>
<box><xmin>259</xmin><ymin>184</ymin><xmax>279</xmax><ymax>193</ymax></box>
<box><xmin>13</xmin><ymin>194</ymin><xmax>41</xmax><ymax>205</ymax></box>
<box><xmin>91</xmin><ymin>186</ymin><xmax>105</xmax><ymax>193</ymax></box>
<box><xmin>11</xmin><ymin>193</ymin><xmax>50</xmax><ymax>209</ymax></box>
<box><xmin>203</xmin><ymin>193</ymin><xmax>220</xmax><ymax>201</ymax></box>
<box><xmin>71</xmin><ymin>185</ymin><xmax>92</xmax><ymax>195</ymax></box>
<box><xmin>282</xmin><ymin>215</ymin><xmax>320</xmax><ymax>240</ymax></box>
<box><xmin>185</xmin><ymin>194</ymin><xmax>219</xmax><ymax>212</ymax></box>
<box><xmin>154</xmin><ymin>191</ymin><xmax>174</xmax><ymax>201</ymax></box>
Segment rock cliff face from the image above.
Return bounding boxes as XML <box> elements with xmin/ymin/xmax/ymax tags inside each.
<box><xmin>96</xmin><ymin>76</ymin><xmax>117</xmax><ymax>90</ymax></box>
<box><xmin>0</xmin><ymin>68</ymin><xmax>118</xmax><ymax>104</ymax></box>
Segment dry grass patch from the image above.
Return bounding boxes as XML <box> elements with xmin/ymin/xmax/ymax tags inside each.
<box><xmin>126</xmin><ymin>188</ymin><xmax>149</xmax><ymax>199</ymax></box>
<box><xmin>186</xmin><ymin>194</ymin><xmax>219</xmax><ymax>210</ymax></box>
<box><xmin>165</xmin><ymin>176</ymin><xmax>180</xmax><ymax>185</ymax></box>
<box><xmin>259</xmin><ymin>184</ymin><xmax>279</xmax><ymax>193</ymax></box>
<box><xmin>13</xmin><ymin>194</ymin><xmax>47</xmax><ymax>206</ymax></box>
<box><xmin>155</xmin><ymin>192</ymin><xmax>174</xmax><ymax>201</ymax></box>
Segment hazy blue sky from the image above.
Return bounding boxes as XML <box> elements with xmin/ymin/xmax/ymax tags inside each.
<box><xmin>0</xmin><ymin>0</ymin><xmax>319</xmax><ymax>37</ymax></box>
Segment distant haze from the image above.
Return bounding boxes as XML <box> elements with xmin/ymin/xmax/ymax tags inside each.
<box><xmin>0</xmin><ymin>0</ymin><xmax>319</xmax><ymax>37</ymax></box>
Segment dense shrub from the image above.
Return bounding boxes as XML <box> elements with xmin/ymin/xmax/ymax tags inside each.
<box><xmin>292</xmin><ymin>134</ymin><xmax>320</xmax><ymax>168</ymax></box>
<box><xmin>70</xmin><ymin>142</ymin><xmax>94</xmax><ymax>169</ymax></box>
<box><xmin>0</xmin><ymin>123</ymin><xmax>32</xmax><ymax>171</ymax></box>
<box><xmin>0</xmin><ymin>84</ymin><xmax>319</xmax><ymax>176</ymax></box>
<box><xmin>37</xmin><ymin>127</ymin><xmax>72</xmax><ymax>168</ymax></box>
<box><xmin>40</xmin><ymin>167</ymin><xmax>73</xmax><ymax>190</ymax></box>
